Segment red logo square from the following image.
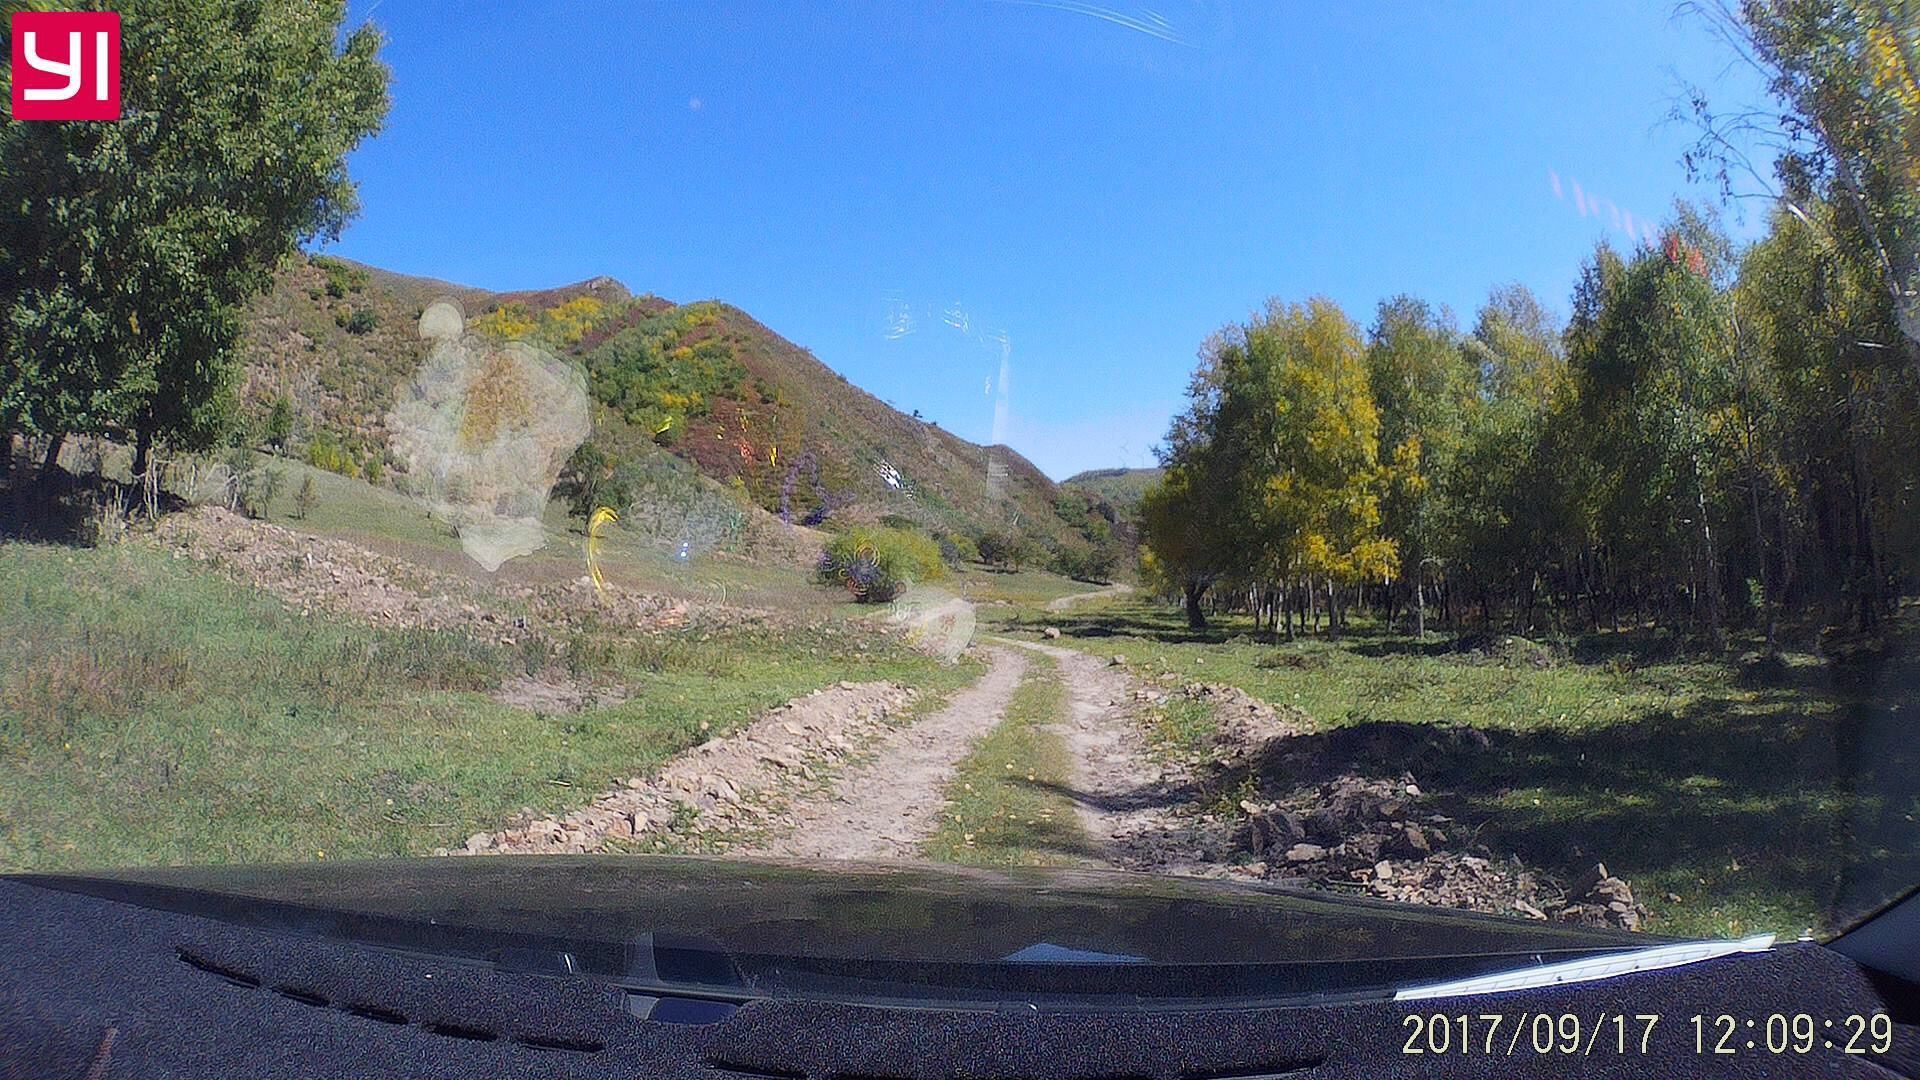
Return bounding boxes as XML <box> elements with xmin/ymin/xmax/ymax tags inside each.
<box><xmin>10</xmin><ymin>11</ymin><xmax>121</xmax><ymax>121</ymax></box>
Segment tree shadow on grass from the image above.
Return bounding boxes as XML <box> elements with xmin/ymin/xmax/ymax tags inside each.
<box><xmin>0</xmin><ymin>468</ymin><xmax>190</xmax><ymax>546</ymax></box>
<box><xmin>1226</xmin><ymin>657</ymin><xmax>1920</xmax><ymax>932</ymax></box>
<box><xmin>1038</xmin><ymin>610</ymin><xmax>1236</xmax><ymax>646</ymax></box>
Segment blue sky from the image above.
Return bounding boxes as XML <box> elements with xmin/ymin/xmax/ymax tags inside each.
<box><xmin>329</xmin><ymin>1</ymin><xmax>1771</xmax><ymax>480</ymax></box>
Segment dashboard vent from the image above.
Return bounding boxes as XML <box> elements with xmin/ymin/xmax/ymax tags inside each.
<box><xmin>175</xmin><ymin>948</ymin><xmax>604</xmax><ymax>1055</ymax></box>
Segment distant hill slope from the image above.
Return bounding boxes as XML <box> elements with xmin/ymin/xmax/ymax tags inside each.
<box><xmin>1062</xmin><ymin>467</ymin><xmax>1164</xmax><ymax>512</ymax></box>
<box><xmin>239</xmin><ymin>255</ymin><xmax>1087</xmax><ymax>550</ymax></box>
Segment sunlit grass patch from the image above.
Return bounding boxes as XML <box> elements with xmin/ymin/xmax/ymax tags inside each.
<box><xmin>0</xmin><ymin>540</ymin><xmax>972</xmax><ymax>872</ymax></box>
<box><xmin>1014</xmin><ymin>595</ymin><xmax>1920</xmax><ymax>940</ymax></box>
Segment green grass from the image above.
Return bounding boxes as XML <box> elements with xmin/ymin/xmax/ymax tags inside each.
<box><xmin>924</xmin><ymin>651</ymin><xmax>1091</xmax><ymax>866</ymax></box>
<box><xmin>0</xmin><ymin>540</ymin><xmax>975</xmax><ymax>872</ymax></box>
<box><xmin>1011</xmin><ymin>597</ymin><xmax>1920</xmax><ymax>941</ymax></box>
<box><xmin>953</xmin><ymin>565</ymin><xmax>1100</xmax><ymax>608</ymax></box>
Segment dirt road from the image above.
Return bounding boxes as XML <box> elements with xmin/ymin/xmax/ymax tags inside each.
<box><xmin>1044</xmin><ymin>582</ymin><xmax>1134</xmax><ymax>612</ymax></box>
<box><xmin>993</xmin><ymin>638</ymin><xmax>1175</xmax><ymax>860</ymax></box>
<box><xmin>751</xmin><ymin>646</ymin><xmax>1029</xmax><ymax>860</ymax></box>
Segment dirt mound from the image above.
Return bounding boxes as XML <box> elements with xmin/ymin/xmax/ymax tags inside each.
<box><xmin>1172</xmin><ymin>682</ymin><xmax>1312</xmax><ymax>764</ymax></box>
<box><xmin>1454</xmin><ymin>632</ymin><xmax>1561</xmax><ymax>669</ymax></box>
<box><xmin>454</xmin><ymin>680</ymin><xmax>920</xmax><ymax>855</ymax></box>
<box><xmin>150</xmin><ymin>506</ymin><xmax>756</xmax><ymax>644</ymax></box>
<box><xmin>1237</xmin><ymin>774</ymin><xmax>1646</xmax><ymax>930</ymax></box>
<box><xmin>1146</xmin><ymin>680</ymin><xmax>1645</xmax><ymax>931</ymax></box>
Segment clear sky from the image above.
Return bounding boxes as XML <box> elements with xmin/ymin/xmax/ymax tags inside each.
<box><xmin>329</xmin><ymin>1</ymin><xmax>1771</xmax><ymax>480</ymax></box>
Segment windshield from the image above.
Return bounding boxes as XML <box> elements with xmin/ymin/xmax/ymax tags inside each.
<box><xmin>2</xmin><ymin>0</ymin><xmax>1917</xmax><ymax>992</ymax></box>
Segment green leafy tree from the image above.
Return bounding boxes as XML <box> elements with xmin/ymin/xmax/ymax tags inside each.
<box><xmin>0</xmin><ymin>0</ymin><xmax>390</xmax><ymax>484</ymax></box>
<box><xmin>1366</xmin><ymin>296</ymin><xmax>1475</xmax><ymax>636</ymax></box>
<box><xmin>291</xmin><ymin>474</ymin><xmax>317</xmax><ymax>520</ymax></box>
<box><xmin>1681</xmin><ymin>0</ymin><xmax>1920</xmax><ymax>376</ymax></box>
<box><xmin>262</xmin><ymin>395</ymin><xmax>294</xmax><ymax>450</ymax></box>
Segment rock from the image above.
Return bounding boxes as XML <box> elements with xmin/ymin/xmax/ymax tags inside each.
<box><xmin>1109</xmin><ymin>655</ymin><xmax>1126</xmax><ymax>666</ymax></box>
<box><xmin>1514</xmin><ymin>898</ymin><xmax>1547</xmax><ymax>920</ymax></box>
<box><xmin>1403</xmin><ymin>782</ymin><xmax>1422</xmax><ymax>797</ymax></box>
<box><xmin>1304</xmin><ymin>809</ymin><xmax>1343</xmax><ymax>843</ymax></box>
<box><xmin>1247</xmin><ymin>810</ymin><xmax>1305</xmax><ymax>855</ymax></box>
<box><xmin>1043</xmin><ymin>627</ymin><xmax>1061</xmax><ymax>639</ymax></box>
<box><xmin>1284</xmin><ymin>843</ymin><xmax>1327</xmax><ymax>863</ymax></box>
<box><xmin>463</xmin><ymin>832</ymin><xmax>492</xmax><ymax>854</ymax></box>
<box><xmin>1568</xmin><ymin>863</ymin><xmax>1609</xmax><ymax>900</ymax></box>
<box><xmin>1345</xmin><ymin>832</ymin><xmax>1386</xmax><ymax>863</ymax></box>
<box><xmin>1589</xmin><ymin>875</ymin><xmax>1636</xmax><ymax>908</ymax></box>
<box><xmin>1391</xmin><ymin>823</ymin><xmax>1432</xmax><ymax>857</ymax></box>
<box><xmin>1373</xmin><ymin>860</ymin><xmax>1394</xmax><ymax>881</ymax></box>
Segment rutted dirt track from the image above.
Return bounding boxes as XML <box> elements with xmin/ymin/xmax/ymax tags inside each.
<box><xmin>1044</xmin><ymin>582</ymin><xmax>1133</xmax><ymax>612</ymax></box>
<box><xmin>995</xmin><ymin>638</ymin><xmax>1180</xmax><ymax>863</ymax></box>
<box><xmin>749</xmin><ymin>646</ymin><xmax>1028</xmax><ymax>860</ymax></box>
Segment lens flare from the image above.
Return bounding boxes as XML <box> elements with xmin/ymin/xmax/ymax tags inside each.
<box><xmin>586</xmin><ymin>505</ymin><xmax>619</xmax><ymax>596</ymax></box>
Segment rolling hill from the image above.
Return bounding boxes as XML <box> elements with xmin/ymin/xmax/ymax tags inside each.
<box><xmin>238</xmin><ymin>255</ymin><xmax>1098</xmax><ymax>553</ymax></box>
<box><xmin>1061</xmin><ymin>467</ymin><xmax>1164</xmax><ymax>513</ymax></box>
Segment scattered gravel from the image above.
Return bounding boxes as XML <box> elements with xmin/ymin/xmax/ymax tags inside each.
<box><xmin>451</xmin><ymin>679</ymin><xmax>920</xmax><ymax>855</ymax></box>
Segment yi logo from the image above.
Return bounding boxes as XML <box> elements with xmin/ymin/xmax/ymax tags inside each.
<box><xmin>10</xmin><ymin>11</ymin><xmax>121</xmax><ymax>121</ymax></box>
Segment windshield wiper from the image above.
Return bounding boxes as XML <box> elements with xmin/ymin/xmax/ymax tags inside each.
<box><xmin>1392</xmin><ymin>933</ymin><xmax>1777</xmax><ymax>1001</ymax></box>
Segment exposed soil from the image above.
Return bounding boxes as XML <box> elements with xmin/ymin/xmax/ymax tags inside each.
<box><xmin>1044</xmin><ymin>582</ymin><xmax>1134</xmax><ymax>612</ymax></box>
<box><xmin>149</xmin><ymin>505</ymin><xmax>759</xmax><ymax>645</ymax></box>
<box><xmin>750</xmin><ymin>646</ymin><xmax>1029</xmax><ymax>860</ymax></box>
<box><xmin>454</xmin><ymin>680</ymin><xmax>921</xmax><ymax>855</ymax></box>
<box><xmin>995</xmin><ymin>638</ymin><xmax>1185</xmax><ymax>865</ymax></box>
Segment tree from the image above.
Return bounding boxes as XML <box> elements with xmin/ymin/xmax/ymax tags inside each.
<box><xmin>1366</xmin><ymin>296</ymin><xmax>1475</xmax><ymax>636</ymax></box>
<box><xmin>292</xmin><ymin>474</ymin><xmax>317</xmax><ymax>520</ymax></box>
<box><xmin>1146</xmin><ymin>298</ymin><xmax>1397</xmax><ymax>635</ymax></box>
<box><xmin>1572</xmin><ymin>225</ymin><xmax>1738</xmax><ymax>643</ymax></box>
<box><xmin>1680</xmin><ymin>0</ymin><xmax>1920</xmax><ymax>378</ymax></box>
<box><xmin>263</xmin><ymin>395</ymin><xmax>295</xmax><ymax>450</ymax></box>
<box><xmin>0</xmin><ymin>0</ymin><xmax>390</xmax><ymax>485</ymax></box>
<box><xmin>1138</xmin><ymin>466</ymin><xmax>1225</xmax><ymax>627</ymax></box>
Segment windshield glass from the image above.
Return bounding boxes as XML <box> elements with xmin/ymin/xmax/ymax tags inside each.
<box><xmin>2</xmin><ymin>0</ymin><xmax>1917</xmax><ymax>986</ymax></box>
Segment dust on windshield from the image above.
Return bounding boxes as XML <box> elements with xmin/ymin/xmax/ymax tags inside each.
<box><xmin>2</xmin><ymin>0</ymin><xmax>1917</xmax><ymax>946</ymax></box>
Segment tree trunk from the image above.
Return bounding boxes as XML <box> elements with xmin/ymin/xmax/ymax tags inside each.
<box><xmin>1414</xmin><ymin>563</ymin><xmax>1426</xmax><ymax>639</ymax></box>
<box><xmin>1183</xmin><ymin>580</ymin><xmax>1208</xmax><ymax>630</ymax></box>
<box><xmin>131</xmin><ymin>426</ymin><xmax>154</xmax><ymax>483</ymax></box>
<box><xmin>38</xmin><ymin>432</ymin><xmax>64</xmax><ymax>485</ymax></box>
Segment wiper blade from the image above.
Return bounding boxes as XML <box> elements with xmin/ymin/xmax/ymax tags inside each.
<box><xmin>1392</xmin><ymin>933</ymin><xmax>1776</xmax><ymax>1001</ymax></box>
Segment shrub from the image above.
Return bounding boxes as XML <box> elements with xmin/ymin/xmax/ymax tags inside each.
<box><xmin>936</xmin><ymin>531</ymin><xmax>980</xmax><ymax>567</ymax></box>
<box><xmin>306</xmin><ymin>431</ymin><xmax>360</xmax><ymax>479</ymax></box>
<box><xmin>816</xmin><ymin>525</ymin><xmax>946</xmax><ymax>603</ymax></box>
<box><xmin>340</xmin><ymin>307</ymin><xmax>379</xmax><ymax>335</ymax></box>
<box><xmin>313</xmin><ymin>255</ymin><xmax>367</xmax><ymax>299</ymax></box>
<box><xmin>292</xmin><ymin>475</ymin><xmax>317</xmax><ymax>520</ymax></box>
<box><xmin>263</xmin><ymin>395</ymin><xmax>294</xmax><ymax>449</ymax></box>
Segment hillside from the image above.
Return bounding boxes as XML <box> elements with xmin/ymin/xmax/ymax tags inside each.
<box><xmin>238</xmin><ymin>255</ymin><xmax>1092</xmax><ymax>553</ymax></box>
<box><xmin>1062</xmin><ymin>466</ymin><xmax>1163</xmax><ymax>513</ymax></box>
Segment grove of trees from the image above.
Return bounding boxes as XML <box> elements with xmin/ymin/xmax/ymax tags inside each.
<box><xmin>1144</xmin><ymin>2</ymin><xmax>1920</xmax><ymax>642</ymax></box>
<box><xmin>1144</xmin><ymin>196</ymin><xmax>1917</xmax><ymax>640</ymax></box>
<box><xmin>0</xmin><ymin>0</ymin><xmax>389</xmax><ymax>488</ymax></box>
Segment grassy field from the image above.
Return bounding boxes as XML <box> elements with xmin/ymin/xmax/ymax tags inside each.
<box><xmin>952</xmin><ymin>566</ymin><xmax>1102</xmax><ymax>607</ymax></box>
<box><xmin>0</xmin><ymin>540</ymin><xmax>976</xmax><ymax>872</ymax></box>
<box><xmin>924</xmin><ymin>651</ymin><xmax>1090</xmax><ymax>866</ymax></box>
<box><xmin>1006</xmin><ymin>597</ymin><xmax>1920</xmax><ymax>941</ymax></box>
